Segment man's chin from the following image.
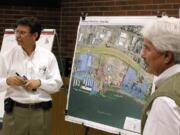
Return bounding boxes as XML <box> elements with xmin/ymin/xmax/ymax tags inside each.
<box><xmin>143</xmin><ymin>63</ymin><xmax>148</xmax><ymax>71</ymax></box>
<box><xmin>17</xmin><ymin>40</ymin><xmax>22</xmax><ymax>44</ymax></box>
<box><xmin>146</xmin><ymin>68</ymin><xmax>155</xmax><ymax>75</ymax></box>
<box><xmin>144</xmin><ymin>66</ymin><xmax>152</xmax><ymax>74</ymax></box>
<box><xmin>17</xmin><ymin>42</ymin><xmax>22</xmax><ymax>46</ymax></box>
<box><xmin>146</xmin><ymin>69</ymin><xmax>152</xmax><ymax>74</ymax></box>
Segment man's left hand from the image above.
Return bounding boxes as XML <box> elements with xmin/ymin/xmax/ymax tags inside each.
<box><xmin>24</xmin><ymin>79</ymin><xmax>41</xmax><ymax>91</ymax></box>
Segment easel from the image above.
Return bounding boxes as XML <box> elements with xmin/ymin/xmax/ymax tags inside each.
<box><xmin>82</xmin><ymin>123</ymin><xmax>90</xmax><ymax>135</ymax></box>
<box><xmin>64</xmin><ymin>12</ymin><xmax>171</xmax><ymax>135</ymax></box>
<box><xmin>0</xmin><ymin>122</ymin><xmax>2</xmax><ymax>129</ymax></box>
<box><xmin>54</xmin><ymin>29</ymin><xmax>69</xmax><ymax>91</ymax></box>
<box><xmin>63</xmin><ymin>13</ymin><xmax>91</xmax><ymax>135</ymax></box>
<box><xmin>54</xmin><ymin>30</ymin><xmax>65</xmax><ymax>77</ymax></box>
<box><xmin>64</xmin><ymin>109</ymin><xmax>91</xmax><ymax>135</ymax></box>
<box><xmin>157</xmin><ymin>11</ymin><xmax>167</xmax><ymax>17</ymax></box>
<box><xmin>81</xmin><ymin>11</ymin><xmax>88</xmax><ymax>21</ymax></box>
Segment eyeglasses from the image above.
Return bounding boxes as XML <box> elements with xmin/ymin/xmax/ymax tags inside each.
<box><xmin>14</xmin><ymin>30</ymin><xmax>31</xmax><ymax>37</ymax></box>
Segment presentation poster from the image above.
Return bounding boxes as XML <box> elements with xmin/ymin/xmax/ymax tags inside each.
<box><xmin>0</xmin><ymin>29</ymin><xmax>55</xmax><ymax>53</ymax></box>
<box><xmin>36</xmin><ymin>29</ymin><xmax>56</xmax><ymax>51</ymax></box>
<box><xmin>65</xmin><ymin>16</ymin><xmax>156</xmax><ymax>134</ymax></box>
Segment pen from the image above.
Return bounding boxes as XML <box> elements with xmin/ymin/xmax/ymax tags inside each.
<box><xmin>15</xmin><ymin>72</ymin><xmax>36</xmax><ymax>92</ymax></box>
<box><xmin>15</xmin><ymin>72</ymin><xmax>20</xmax><ymax>77</ymax></box>
<box><xmin>16</xmin><ymin>72</ymin><xmax>27</xmax><ymax>80</ymax></box>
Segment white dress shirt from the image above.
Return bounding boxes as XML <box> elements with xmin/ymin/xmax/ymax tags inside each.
<box><xmin>0</xmin><ymin>45</ymin><xmax>63</xmax><ymax>103</ymax></box>
<box><xmin>143</xmin><ymin>64</ymin><xmax>180</xmax><ymax>135</ymax></box>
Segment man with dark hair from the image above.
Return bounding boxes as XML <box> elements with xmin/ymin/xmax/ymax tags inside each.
<box><xmin>140</xmin><ymin>16</ymin><xmax>180</xmax><ymax>135</ymax></box>
<box><xmin>15</xmin><ymin>17</ymin><xmax>42</xmax><ymax>41</ymax></box>
<box><xmin>0</xmin><ymin>17</ymin><xmax>63</xmax><ymax>135</ymax></box>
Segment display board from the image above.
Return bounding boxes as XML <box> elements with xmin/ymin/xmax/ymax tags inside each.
<box><xmin>0</xmin><ymin>29</ymin><xmax>55</xmax><ymax>122</ymax></box>
<box><xmin>1</xmin><ymin>29</ymin><xmax>55</xmax><ymax>53</ymax></box>
<box><xmin>65</xmin><ymin>16</ymin><xmax>156</xmax><ymax>135</ymax></box>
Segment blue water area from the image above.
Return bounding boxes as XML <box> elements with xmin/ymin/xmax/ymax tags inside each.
<box><xmin>76</xmin><ymin>53</ymin><xmax>93</xmax><ymax>72</ymax></box>
<box><xmin>121</xmin><ymin>67</ymin><xmax>150</xmax><ymax>101</ymax></box>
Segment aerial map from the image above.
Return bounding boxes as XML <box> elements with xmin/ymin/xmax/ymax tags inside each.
<box><xmin>66</xmin><ymin>17</ymin><xmax>155</xmax><ymax>135</ymax></box>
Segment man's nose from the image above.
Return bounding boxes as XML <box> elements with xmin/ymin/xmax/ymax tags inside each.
<box><xmin>140</xmin><ymin>49</ymin><xmax>145</xmax><ymax>58</ymax></box>
<box><xmin>15</xmin><ymin>33</ymin><xmax>20</xmax><ymax>38</ymax></box>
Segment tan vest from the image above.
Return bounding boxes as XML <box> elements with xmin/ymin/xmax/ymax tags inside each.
<box><xmin>141</xmin><ymin>73</ymin><xmax>180</xmax><ymax>134</ymax></box>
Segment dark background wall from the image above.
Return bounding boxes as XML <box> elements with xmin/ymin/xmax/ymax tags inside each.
<box><xmin>60</xmin><ymin>0</ymin><xmax>180</xmax><ymax>58</ymax></box>
<box><xmin>0</xmin><ymin>0</ymin><xmax>180</xmax><ymax>74</ymax></box>
<box><xmin>60</xmin><ymin>0</ymin><xmax>180</xmax><ymax>76</ymax></box>
<box><xmin>0</xmin><ymin>4</ymin><xmax>60</xmax><ymax>58</ymax></box>
<box><xmin>0</xmin><ymin>0</ymin><xmax>180</xmax><ymax>135</ymax></box>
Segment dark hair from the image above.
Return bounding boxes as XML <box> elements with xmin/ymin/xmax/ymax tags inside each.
<box><xmin>15</xmin><ymin>17</ymin><xmax>42</xmax><ymax>41</ymax></box>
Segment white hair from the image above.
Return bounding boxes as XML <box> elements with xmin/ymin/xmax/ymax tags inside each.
<box><xmin>141</xmin><ymin>16</ymin><xmax>180</xmax><ymax>63</ymax></box>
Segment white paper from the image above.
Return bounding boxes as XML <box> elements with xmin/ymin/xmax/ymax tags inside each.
<box><xmin>123</xmin><ymin>117</ymin><xmax>141</xmax><ymax>133</ymax></box>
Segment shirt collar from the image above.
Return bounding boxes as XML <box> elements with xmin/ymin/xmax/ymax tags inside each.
<box><xmin>154</xmin><ymin>64</ymin><xmax>180</xmax><ymax>88</ymax></box>
<box><xmin>20</xmin><ymin>45</ymin><xmax>39</xmax><ymax>58</ymax></box>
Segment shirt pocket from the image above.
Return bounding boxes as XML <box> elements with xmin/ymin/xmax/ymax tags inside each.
<box><xmin>37</xmin><ymin>65</ymin><xmax>48</xmax><ymax>79</ymax></box>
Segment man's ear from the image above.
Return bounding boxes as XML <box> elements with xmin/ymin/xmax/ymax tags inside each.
<box><xmin>32</xmin><ymin>32</ymin><xmax>38</xmax><ymax>41</ymax></box>
<box><xmin>164</xmin><ymin>51</ymin><xmax>173</xmax><ymax>64</ymax></box>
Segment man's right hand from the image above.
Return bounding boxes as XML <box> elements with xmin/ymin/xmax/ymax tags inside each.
<box><xmin>6</xmin><ymin>76</ymin><xmax>26</xmax><ymax>86</ymax></box>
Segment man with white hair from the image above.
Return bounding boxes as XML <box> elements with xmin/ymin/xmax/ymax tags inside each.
<box><xmin>140</xmin><ymin>16</ymin><xmax>180</xmax><ymax>135</ymax></box>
